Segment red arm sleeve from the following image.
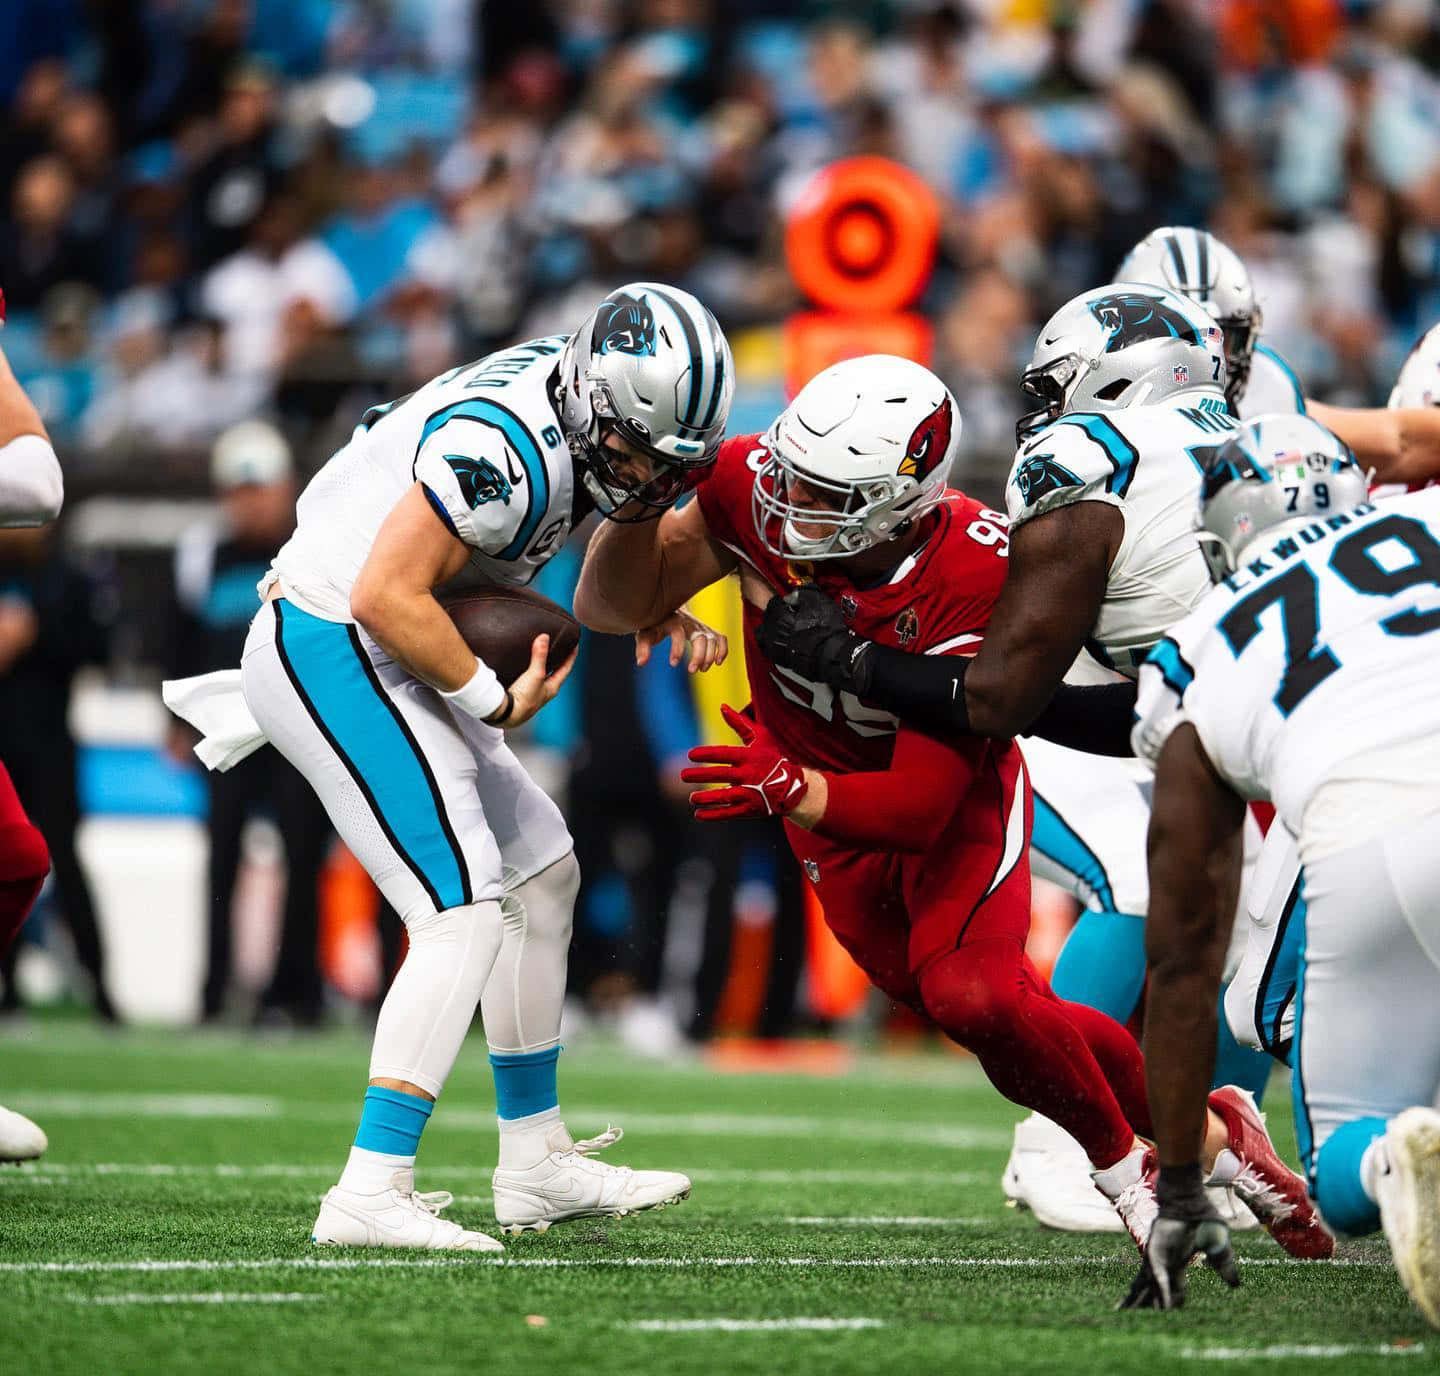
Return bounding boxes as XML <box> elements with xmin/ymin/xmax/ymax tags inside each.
<box><xmin>811</xmin><ymin>726</ymin><xmax>984</xmax><ymax>854</ymax></box>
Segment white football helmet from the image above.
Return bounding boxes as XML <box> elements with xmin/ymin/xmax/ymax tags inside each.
<box><xmin>1018</xmin><ymin>283</ymin><xmax>1226</xmax><ymax>443</ymax></box>
<box><xmin>1389</xmin><ymin>322</ymin><xmax>1440</xmax><ymax>409</ymax></box>
<box><xmin>1195</xmin><ymin>413</ymin><xmax>1368</xmax><ymax>583</ymax></box>
<box><xmin>1118</xmin><ymin>227</ymin><xmax>1261</xmax><ymax>408</ymax></box>
<box><xmin>753</xmin><ymin>355</ymin><xmax>961</xmax><ymax>561</ymax></box>
<box><xmin>558</xmin><ymin>281</ymin><xmax>734</xmax><ymax>520</ymax></box>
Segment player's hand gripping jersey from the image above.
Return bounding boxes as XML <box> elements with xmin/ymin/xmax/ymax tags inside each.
<box><xmin>271</xmin><ymin>337</ymin><xmax>575</xmax><ymax>619</ymax></box>
<box><xmin>699</xmin><ymin>432</ymin><xmax>1014</xmax><ymax>775</ymax></box>
<box><xmin>1006</xmin><ymin>397</ymin><xmax>1243</xmax><ymax>676</ymax></box>
<box><xmin>1134</xmin><ymin>486</ymin><xmax>1440</xmax><ymax>864</ymax></box>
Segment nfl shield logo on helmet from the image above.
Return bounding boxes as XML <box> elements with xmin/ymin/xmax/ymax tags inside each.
<box><xmin>1172</xmin><ymin>363</ymin><xmax>1190</xmax><ymax>385</ymax></box>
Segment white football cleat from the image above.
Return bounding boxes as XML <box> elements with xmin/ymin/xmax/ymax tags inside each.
<box><xmin>1092</xmin><ymin>1143</ymin><xmax>1159</xmax><ymax>1252</ymax></box>
<box><xmin>0</xmin><ymin>1104</ymin><xmax>46</xmax><ymax>1163</ymax></box>
<box><xmin>1377</xmin><ymin>1107</ymin><xmax>1440</xmax><ymax>1328</ymax></box>
<box><xmin>312</xmin><ymin>1171</ymin><xmax>503</xmax><ymax>1251</ymax></box>
<box><xmin>1002</xmin><ymin>1113</ymin><xmax>1124</xmax><ymax>1233</ymax></box>
<box><xmin>492</xmin><ymin>1123</ymin><xmax>691</xmax><ymax>1234</ymax></box>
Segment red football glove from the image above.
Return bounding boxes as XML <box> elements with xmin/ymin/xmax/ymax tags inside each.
<box><xmin>681</xmin><ymin>704</ymin><xmax>809</xmax><ymax>821</ymax></box>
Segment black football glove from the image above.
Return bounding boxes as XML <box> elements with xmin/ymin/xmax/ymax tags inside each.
<box><xmin>756</xmin><ymin>584</ymin><xmax>873</xmax><ymax>693</ymax></box>
<box><xmin>1119</xmin><ymin>1168</ymin><xmax>1240</xmax><ymax>1311</ymax></box>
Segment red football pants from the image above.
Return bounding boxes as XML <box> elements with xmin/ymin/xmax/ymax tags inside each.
<box><xmin>787</xmin><ymin>755</ymin><xmax>1150</xmax><ymax>1168</ymax></box>
<box><xmin>0</xmin><ymin>760</ymin><xmax>50</xmax><ymax>958</ymax></box>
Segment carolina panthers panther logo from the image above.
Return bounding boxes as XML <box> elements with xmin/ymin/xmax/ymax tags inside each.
<box><xmin>1088</xmin><ymin>291</ymin><xmax>1202</xmax><ymax>352</ymax></box>
<box><xmin>898</xmin><ymin>396</ymin><xmax>954</xmax><ymax>479</ymax></box>
<box><xmin>1014</xmin><ymin>452</ymin><xmax>1083</xmax><ymax>505</ymax></box>
<box><xmin>446</xmin><ymin>455</ymin><xmax>513</xmax><ymax>509</ymax></box>
<box><xmin>594</xmin><ymin>291</ymin><xmax>657</xmax><ymax>356</ymax></box>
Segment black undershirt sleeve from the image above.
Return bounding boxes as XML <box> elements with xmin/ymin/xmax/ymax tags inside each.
<box><xmin>853</xmin><ymin>644</ymin><xmax>1138</xmax><ymax>756</ymax></box>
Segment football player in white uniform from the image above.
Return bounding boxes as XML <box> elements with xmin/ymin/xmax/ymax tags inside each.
<box><xmin>0</xmin><ymin>286</ymin><xmax>64</xmax><ymax>1165</ymax></box>
<box><xmin>1127</xmin><ymin>413</ymin><xmax>1440</xmax><ymax>1323</ymax></box>
<box><xmin>755</xmin><ymin>283</ymin><xmax>1332</xmax><ymax>1259</ymax></box>
<box><xmin>174</xmin><ymin>283</ymin><xmax>733</xmax><ymax>1250</ymax></box>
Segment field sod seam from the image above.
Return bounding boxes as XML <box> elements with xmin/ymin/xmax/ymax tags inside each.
<box><xmin>0</xmin><ymin>1094</ymin><xmax>1008</xmax><ymax>1148</ymax></box>
<box><xmin>64</xmin><ymin>1292</ymin><xmax>322</xmax><ymax>1306</ymax></box>
<box><xmin>1177</xmin><ymin>1344</ymin><xmax>1426</xmax><ymax>1361</ymax></box>
<box><xmin>0</xmin><ymin>1256</ymin><xmax>1392</xmax><ymax>1275</ymax></box>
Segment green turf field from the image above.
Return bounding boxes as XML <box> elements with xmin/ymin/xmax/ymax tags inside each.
<box><xmin>0</xmin><ymin>1023</ymin><xmax>1429</xmax><ymax>1376</ymax></box>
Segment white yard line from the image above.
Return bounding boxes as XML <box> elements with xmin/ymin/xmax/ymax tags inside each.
<box><xmin>1179</xmin><ymin>1344</ymin><xmax>1425</xmax><ymax>1361</ymax></box>
<box><xmin>1</xmin><ymin>1164</ymin><xmax>985</xmax><ymax>1187</ymax></box>
<box><xmin>625</xmin><ymin>1318</ymin><xmax>886</xmax><ymax>1332</ymax></box>
<box><xmin>780</xmin><ymin>1217</ymin><xmax>985</xmax><ymax>1226</ymax></box>
<box><xmin>0</xmin><ymin>1094</ymin><xmax>1006</xmax><ymax>1149</ymax></box>
<box><xmin>67</xmin><ymin>1292</ymin><xmax>319</xmax><ymax>1307</ymax></box>
<box><xmin>0</xmin><ymin>1255</ymin><xmax>1391</xmax><ymax>1276</ymax></box>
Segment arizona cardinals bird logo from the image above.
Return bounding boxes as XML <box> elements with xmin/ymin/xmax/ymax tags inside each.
<box><xmin>898</xmin><ymin>396</ymin><xmax>954</xmax><ymax>479</ymax></box>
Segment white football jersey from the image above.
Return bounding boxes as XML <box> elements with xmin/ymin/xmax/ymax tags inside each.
<box><xmin>270</xmin><ymin>336</ymin><xmax>575</xmax><ymax>620</ymax></box>
<box><xmin>1005</xmin><ymin>393</ymin><xmax>1238</xmax><ymax>675</ymax></box>
<box><xmin>1236</xmin><ymin>344</ymin><xmax>1306</xmax><ymax>420</ymax></box>
<box><xmin>1133</xmin><ymin>487</ymin><xmax>1440</xmax><ymax>862</ymax></box>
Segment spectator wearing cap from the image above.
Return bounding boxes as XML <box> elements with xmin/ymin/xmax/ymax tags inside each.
<box><xmin>166</xmin><ymin>420</ymin><xmax>331</xmax><ymax>1026</ymax></box>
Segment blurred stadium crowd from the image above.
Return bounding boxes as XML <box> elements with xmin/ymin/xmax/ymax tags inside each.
<box><xmin>3</xmin><ymin>0</ymin><xmax>1440</xmax><ymax>1038</ymax></box>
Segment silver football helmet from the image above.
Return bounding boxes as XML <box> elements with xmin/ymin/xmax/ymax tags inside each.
<box><xmin>1196</xmin><ymin>413</ymin><xmax>1369</xmax><ymax>583</ymax></box>
<box><xmin>1017</xmin><ymin>282</ymin><xmax>1226</xmax><ymax>444</ymax></box>
<box><xmin>558</xmin><ymin>281</ymin><xmax>734</xmax><ymax>520</ymax></box>
<box><xmin>753</xmin><ymin>355</ymin><xmax>960</xmax><ymax>561</ymax></box>
<box><xmin>1389</xmin><ymin>322</ymin><xmax>1440</xmax><ymax>409</ymax></box>
<box><xmin>1118</xmin><ymin>227</ymin><xmax>1262</xmax><ymax>409</ymax></box>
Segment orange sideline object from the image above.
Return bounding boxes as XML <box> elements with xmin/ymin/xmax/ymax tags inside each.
<box><xmin>782</xmin><ymin>311</ymin><xmax>933</xmax><ymax>398</ymax></box>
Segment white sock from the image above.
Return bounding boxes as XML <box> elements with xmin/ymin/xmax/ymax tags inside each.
<box><xmin>338</xmin><ymin>1145</ymin><xmax>415</xmax><ymax>1196</ymax></box>
<box><xmin>1360</xmin><ymin>1137</ymin><xmax>1389</xmax><ymax>1203</ymax></box>
<box><xmin>497</xmin><ymin>1106</ymin><xmax>563</xmax><ymax>1170</ymax></box>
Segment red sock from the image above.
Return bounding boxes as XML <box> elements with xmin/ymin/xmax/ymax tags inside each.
<box><xmin>0</xmin><ymin>763</ymin><xmax>50</xmax><ymax>957</ymax></box>
<box><xmin>918</xmin><ymin>937</ymin><xmax>1136</xmax><ymax>1169</ymax></box>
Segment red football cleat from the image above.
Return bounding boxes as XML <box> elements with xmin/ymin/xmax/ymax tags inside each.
<box><xmin>1207</xmin><ymin>1085</ymin><xmax>1334</xmax><ymax>1259</ymax></box>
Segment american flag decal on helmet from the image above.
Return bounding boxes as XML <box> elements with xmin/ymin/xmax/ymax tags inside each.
<box><xmin>898</xmin><ymin>396</ymin><xmax>954</xmax><ymax>479</ymax></box>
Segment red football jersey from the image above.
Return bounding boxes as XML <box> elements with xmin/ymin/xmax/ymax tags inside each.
<box><xmin>697</xmin><ymin>432</ymin><xmax>1013</xmax><ymax>775</ymax></box>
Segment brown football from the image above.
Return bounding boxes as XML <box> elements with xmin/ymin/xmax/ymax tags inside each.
<box><xmin>439</xmin><ymin>585</ymin><xmax>581</xmax><ymax>685</ymax></box>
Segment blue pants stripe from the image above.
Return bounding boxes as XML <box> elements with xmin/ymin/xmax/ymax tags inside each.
<box><xmin>1290</xmin><ymin>938</ymin><xmax>1317</xmax><ymax>1183</ymax></box>
<box><xmin>1031</xmin><ymin>793</ymin><xmax>1116</xmax><ymax>912</ymax></box>
<box><xmin>272</xmin><ymin>600</ymin><xmax>472</xmax><ymax>912</ymax></box>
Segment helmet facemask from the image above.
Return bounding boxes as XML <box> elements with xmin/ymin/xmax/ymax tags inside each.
<box><xmin>568</xmin><ymin>370</ymin><xmax>714</xmax><ymax>523</ymax></box>
<box><xmin>1016</xmin><ymin>355</ymin><xmax>1086</xmax><ymax>445</ymax></box>
<box><xmin>1219</xmin><ymin>308</ymin><xmax>1261</xmax><ymax>408</ymax></box>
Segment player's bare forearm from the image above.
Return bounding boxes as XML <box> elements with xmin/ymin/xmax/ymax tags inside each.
<box><xmin>351</xmin><ymin>484</ymin><xmax>477</xmax><ymax>691</ymax></box>
<box><xmin>1309</xmin><ymin>402</ymin><xmax>1440</xmax><ymax>487</ymax></box>
<box><xmin>964</xmin><ymin>503</ymin><xmax>1118</xmax><ymax>736</ymax></box>
<box><xmin>1144</xmin><ymin>723</ymin><xmax>1246</xmax><ymax>1168</ymax></box>
<box><xmin>575</xmin><ymin>498</ymin><xmax>735</xmax><ymax>632</ymax></box>
<box><xmin>0</xmin><ymin>344</ymin><xmax>50</xmax><ymax>449</ymax></box>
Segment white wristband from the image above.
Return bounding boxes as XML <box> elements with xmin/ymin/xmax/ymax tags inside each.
<box><xmin>441</xmin><ymin>659</ymin><xmax>507</xmax><ymax>721</ymax></box>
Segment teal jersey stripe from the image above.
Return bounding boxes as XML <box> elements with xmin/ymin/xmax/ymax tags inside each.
<box><xmin>1053</xmin><ymin>413</ymin><xmax>1139</xmax><ymax>498</ymax></box>
<box><xmin>274</xmin><ymin>602</ymin><xmax>471</xmax><ymax>911</ymax></box>
<box><xmin>418</xmin><ymin>398</ymin><xmax>550</xmax><ymax>559</ymax></box>
<box><xmin>1146</xmin><ymin>635</ymin><xmax>1195</xmax><ymax>698</ymax></box>
<box><xmin>1031</xmin><ymin>794</ymin><xmax>1116</xmax><ymax>912</ymax></box>
<box><xmin>1255</xmin><ymin>344</ymin><xmax>1306</xmax><ymax>414</ymax></box>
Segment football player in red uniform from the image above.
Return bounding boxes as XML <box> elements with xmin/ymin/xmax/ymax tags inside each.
<box><xmin>577</xmin><ymin>356</ymin><xmax>1168</xmax><ymax>1242</ymax></box>
<box><xmin>0</xmin><ymin>285</ymin><xmax>64</xmax><ymax>1162</ymax></box>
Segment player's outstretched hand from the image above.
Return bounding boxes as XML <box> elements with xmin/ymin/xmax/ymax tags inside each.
<box><xmin>756</xmin><ymin>584</ymin><xmax>866</xmax><ymax>690</ymax></box>
<box><xmin>1120</xmin><ymin>1210</ymin><xmax>1240</xmax><ymax>1311</ymax></box>
<box><xmin>496</xmin><ymin>633</ymin><xmax>577</xmax><ymax>728</ymax></box>
<box><xmin>680</xmin><ymin>703</ymin><xmax>809</xmax><ymax>820</ymax></box>
<box><xmin>635</xmin><ymin>608</ymin><xmax>728</xmax><ymax>673</ymax></box>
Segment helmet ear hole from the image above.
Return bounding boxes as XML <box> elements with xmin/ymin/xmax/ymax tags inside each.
<box><xmin>1093</xmin><ymin>378</ymin><xmax>1129</xmax><ymax>402</ymax></box>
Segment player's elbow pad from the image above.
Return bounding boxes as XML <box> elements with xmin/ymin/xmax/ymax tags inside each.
<box><xmin>0</xmin><ymin>434</ymin><xmax>63</xmax><ymax>527</ymax></box>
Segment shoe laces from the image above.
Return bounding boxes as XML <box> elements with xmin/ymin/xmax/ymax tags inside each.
<box><xmin>412</xmin><ymin>1190</ymin><xmax>455</xmax><ymax>1217</ymax></box>
<box><xmin>571</xmin><ymin>1125</ymin><xmax>624</xmax><ymax>1155</ymax></box>
<box><xmin>1233</xmin><ymin>1164</ymin><xmax>1295</xmax><ymax>1221</ymax></box>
